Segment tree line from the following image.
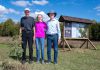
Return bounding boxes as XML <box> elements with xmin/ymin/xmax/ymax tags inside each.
<box><xmin>0</xmin><ymin>19</ymin><xmax>20</xmax><ymax>37</ymax></box>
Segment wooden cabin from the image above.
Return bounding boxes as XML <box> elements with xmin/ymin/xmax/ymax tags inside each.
<box><xmin>59</xmin><ymin>16</ymin><xmax>96</xmax><ymax>50</ymax></box>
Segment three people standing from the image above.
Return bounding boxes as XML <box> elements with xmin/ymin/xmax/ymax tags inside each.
<box><xmin>20</xmin><ymin>8</ymin><xmax>61</xmax><ymax>64</ymax></box>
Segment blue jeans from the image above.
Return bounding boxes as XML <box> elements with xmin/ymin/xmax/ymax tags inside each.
<box><xmin>47</xmin><ymin>34</ymin><xmax>58</xmax><ymax>63</ymax></box>
<box><xmin>35</xmin><ymin>38</ymin><xmax>45</xmax><ymax>61</ymax></box>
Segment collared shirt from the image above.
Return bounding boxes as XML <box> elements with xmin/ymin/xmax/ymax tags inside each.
<box><xmin>46</xmin><ymin>18</ymin><xmax>61</xmax><ymax>39</ymax></box>
<box><xmin>20</xmin><ymin>16</ymin><xmax>35</xmax><ymax>31</ymax></box>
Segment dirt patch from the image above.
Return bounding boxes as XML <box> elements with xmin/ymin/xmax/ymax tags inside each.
<box><xmin>0</xmin><ymin>37</ymin><xmax>12</xmax><ymax>44</ymax></box>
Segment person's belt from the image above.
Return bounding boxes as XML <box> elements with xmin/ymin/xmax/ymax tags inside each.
<box><xmin>22</xmin><ymin>30</ymin><xmax>33</xmax><ymax>33</ymax></box>
<box><xmin>47</xmin><ymin>33</ymin><xmax>57</xmax><ymax>36</ymax></box>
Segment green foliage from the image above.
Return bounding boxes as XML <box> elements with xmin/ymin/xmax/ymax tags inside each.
<box><xmin>0</xmin><ymin>22</ymin><xmax>3</xmax><ymax>36</ymax></box>
<box><xmin>89</xmin><ymin>23</ymin><xmax>100</xmax><ymax>40</ymax></box>
<box><xmin>0</xmin><ymin>19</ymin><xmax>20</xmax><ymax>37</ymax></box>
<box><xmin>8</xmin><ymin>35</ymin><xmax>22</xmax><ymax>60</ymax></box>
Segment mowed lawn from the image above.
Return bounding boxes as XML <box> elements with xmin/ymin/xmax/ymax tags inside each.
<box><xmin>0</xmin><ymin>44</ymin><xmax>100</xmax><ymax>70</ymax></box>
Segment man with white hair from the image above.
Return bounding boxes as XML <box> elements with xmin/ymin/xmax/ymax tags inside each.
<box><xmin>20</xmin><ymin>8</ymin><xmax>35</xmax><ymax>64</ymax></box>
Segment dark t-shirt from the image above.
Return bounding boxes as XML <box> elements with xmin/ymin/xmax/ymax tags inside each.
<box><xmin>20</xmin><ymin>16</ymin><xmax>35</xmax><ymax>31</ymax></box>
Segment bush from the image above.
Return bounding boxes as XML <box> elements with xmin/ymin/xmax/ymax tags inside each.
<box><xmin>89</xmin><ymin>23</ymin><xmax>100</xmax><ymax>41</ymax></box>
<box><xmin>8</xmin><ymin>35</ymin><xmax>22</xmax><ymax>60</ymax></box>
<box><xmin>0</xmin><ymin>19</ymin><xmax>20</xmax><ymax>37</ymax></box>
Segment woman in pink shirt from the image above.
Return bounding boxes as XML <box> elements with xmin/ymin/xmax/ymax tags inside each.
<box><xmin>34</xmin><ymin>14</ymin><xmax>47</xmax><ymax>64</ymax></box>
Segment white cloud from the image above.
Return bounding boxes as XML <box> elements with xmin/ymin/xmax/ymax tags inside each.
<box><xmin>32</xmin><ymin>0</ymin><xmax>48</xmax><ymax>5</ymax></box>
<box><xmin>11</xmin><ymin>0</ymin><xmax>48</xmax><ymax>7</ymax></box>
<box><xmin>8</xmin><ymin>8</ymin><xmax>20</xmax><ymax>14</ymax></box>
<box><xmin>94</xmin><ymin>5</ymin><xmax>100</xmax><ymax>11</ymax></box>
<box><xmin>0</xmin><ymin>5</ymin><xmax>8</xmax><ymax>14</ymax></box>
<box><xmin>0</xmin><ymin>5</ymin><xmax>8</xmax><ymax>22</ymax></box>
<box><xmin>94</xmin><ymin>5</ymin><xmax>100</xmax><ymax>16</ymax></box>
<box><xmin>0</xmin><ymin>5</ymin><xmax>20</xmax><ymax>22</ymax></box>
<box><xmin>0</xmin><ymin>5</ymin><xmax>20</xmax><ymax>15</ymax></box>
<box><xmin>30</xmin><ymin>10</ymin><xmax>49</xmax><ymax>21</ymax></box>
<box><xmin>97</xmin><ymin>13</ymin><xmax>100</xmax><ymax>16</ymax></box>
<box><xmin>11</xmin><ymin>1</ymin><xmax>32</xmax><ymax>7</ymax></box>
<box><xmin>0</xmin><ymin>15</ymin><xmax>7</xmax><ymax>20</ymax></box>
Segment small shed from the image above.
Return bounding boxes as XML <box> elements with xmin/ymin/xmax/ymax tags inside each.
<box><xmin>59</xmin><ymin>15</ymin><xmax>96</xmax><ymax>50</ymax></box>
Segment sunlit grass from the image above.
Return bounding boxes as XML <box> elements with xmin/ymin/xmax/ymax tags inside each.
<box><xmin>0</xmin><ymin>44</ymin><xmax>100</xmax><ymax>70</ymax></box>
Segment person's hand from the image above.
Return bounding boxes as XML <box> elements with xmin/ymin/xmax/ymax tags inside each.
<box><xmin>58</xmin><ymin>39</ymin><xmax>61</xmax><ymax>45</ymax></box>
<box><xmin>21</xmin><ymin>27</ymin><xmax>24</xmax><ymax>30</ymax></box>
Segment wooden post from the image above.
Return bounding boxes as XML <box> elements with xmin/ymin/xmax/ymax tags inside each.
<box><xmin>87</xmin><ymin>39</ymin><xmax>97</xmax><ymax>50</ymax></box>
<box><xmin>62</xmin><ymin>22</ymin><xmax>65</xmax><ymax>50</ymax></box>
<box><xmin>86</xmin><ymin>39</ymin><xmax>88</xmax><ymax>49</ymax></box>
<box><xmin>64</xmin><ymin>39</ymin><xmax>72</xmax><ymax>50</ymax></box>
<box><xmin>59</xmin><ymin>40</ymin><xmax>62</xmax><ymax>47</ymax></box>
<box><xmin>80</xmin><ymin>40</ymin><xmax>86</xmax><ymax>48</ymax></box>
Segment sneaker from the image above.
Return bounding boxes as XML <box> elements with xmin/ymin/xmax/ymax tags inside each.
<box><xmin>36</xmin><ymin>61</ymin><xmax>40</xmax><ymax>64</ymax></box>
<box><xmin>29</xmin><ymin>60</ymin><xmax>33</xmax><ymax>64</ymax></box>
<box><xmin>46</xmin><ymin>61</ymin><xmax>51</xmax><ymax>64</ymax></box>
<box><xmin>21</xmin><ymin>60</ymin><xmax>26</xmax><ymax>64</ymax></box>
<box><xmin>54</xmin><ymin>62</ymin><xmax>58</xmax><ymax>65</ymax></box>
<box><xmin>41</xmin><ymin>60</ymin><xmax>44</xmax><ymax>64</ymax></box>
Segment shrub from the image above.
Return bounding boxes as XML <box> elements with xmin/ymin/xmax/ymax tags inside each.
<box><xmin>8</xmin><ymin>35</ymin><xmax>22</xmax><ymax>60</ymax></box>
<box><xmin>89</xmin><ymin>24</ymin><xmax>100</xmax><ymax>41</ymax></box>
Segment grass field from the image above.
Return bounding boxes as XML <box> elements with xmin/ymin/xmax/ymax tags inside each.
<box><xmin>0</xmin><ymin>43</ymin><xmax>100</xmax><ymax>70</ymax></box>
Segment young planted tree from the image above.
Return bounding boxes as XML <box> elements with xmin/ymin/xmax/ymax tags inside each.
<box><xmin>8</xmin><ymin>35</ymin><xmax>22</xmax><ymax>60</ymax></box>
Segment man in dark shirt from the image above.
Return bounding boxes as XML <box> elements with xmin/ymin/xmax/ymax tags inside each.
<box><xmin>20</xmin><ymin>8</ymin><xmax>35</xmax><ymax>64</ymax></box>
